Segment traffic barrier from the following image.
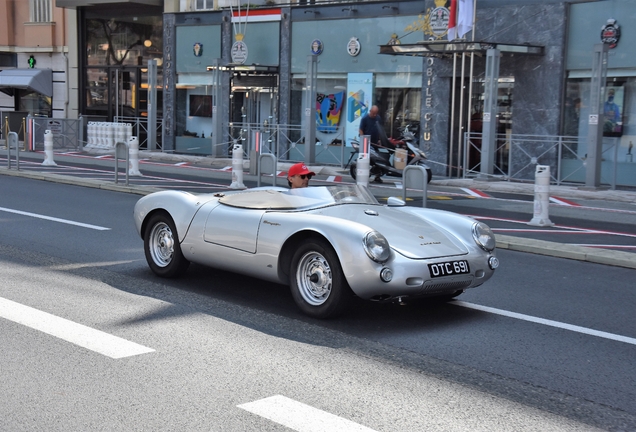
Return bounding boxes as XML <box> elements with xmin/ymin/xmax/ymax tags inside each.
<box><xmin>42</xmin><ymin>130</ymin><xmax>57</xmax><ymax>166</ymax></box>
<box><xmin>114</xmin><ymin>141</ymin><xmax>129</xmax><ymax>185</ymax></box>
<box><xmin>128</xmin><ymin>136</ymin><xmax>142</xmax><ymax>176</ymax></box>
<box><xmin>355</xmin><ymin>153</ymin><xmax>370</xmax><ymax>187</ymax></box>
<box><xmin>6</xmin><ymin>131</ymin><xmax>19</xmax><ymax>170</ymax></box>
<box><xmin>229</xmin><ymin>144</ymin><xmax>246</xmax><ymax>189</ymax></box>
<box><xmin>528</xmin><ymin>165</ymin><xmax>554</xmax><ymax>227</ymax></box>
<box><xmin>257</xmin><ymin>153</ymin><xmax>277</xmax><ymax>187</ymax></box>
<box><xmin>402</xmin><ymin>165</ymin><xmax>429</xmax><ymax>208</ymax></box>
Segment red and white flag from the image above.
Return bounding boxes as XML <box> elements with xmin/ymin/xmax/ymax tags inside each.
<box><xmin>447</xmin><ymin>0</ymin><xmax>474</xmax><ymax>41</ymax></box>
<box><xmin>447</xmin><ymin>0</ymin><xmax>458</xmax><ymax>41</ymax></box>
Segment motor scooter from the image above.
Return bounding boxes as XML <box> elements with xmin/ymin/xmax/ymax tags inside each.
<box><xmin>349</xmin><ymin>124</ymin><xmax>432</xmax><ymax>184</ymax></box>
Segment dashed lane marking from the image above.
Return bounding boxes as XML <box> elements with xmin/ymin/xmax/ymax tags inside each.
<box><xmin>0</xmin><ymin>297</ymin><xmax>154</xmax><ymax>359</ymax></box>
<box><xmin>238</xmin><ymin>395</ymin><xmax>377</xmax><ymax>432</ymax></box>
<box><xmin>0</xmin><ymin>206</ymin><xmax>110</xmax><ymax>230</ymax></box>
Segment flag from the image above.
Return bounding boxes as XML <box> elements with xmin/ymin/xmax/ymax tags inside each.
<box><xmin>457</xmin><ymin>0</ymin><xmax>474</xmax><ymax>40</ymax></box>
<box><xmin>447</xmin><ymin>0</ymin><xmax>473</xmax><ymax>41</ymax></box>
<box><xmin>447</xmin><ymin>0</ymin><xmax>458</xmax><ymax>41</ymax></box>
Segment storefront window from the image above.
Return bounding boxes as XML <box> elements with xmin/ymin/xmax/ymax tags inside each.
<box><xmin>564</xmin><ymin>77</ymin><xmax>634</xmax><ymax>161</ymax></box>
<box><xmin>174</xmin><ymin>85</ymin><xmax>215</xmax><ymax>155</ymax></box>
<box><xmin>19</xmin><ymin>90</ymin><xmax>51</xmax><ymax>117</ymax></box>
<box><xmin>86</xmin><ymin>15</ymin><xmax>163</xmax><ymax>67</ymax></box>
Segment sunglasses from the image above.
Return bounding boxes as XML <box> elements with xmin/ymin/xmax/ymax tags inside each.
<box><xmin>298</xmin><ymin>174</ymin><xmax>313</xmax><ymax>180</ymax></box>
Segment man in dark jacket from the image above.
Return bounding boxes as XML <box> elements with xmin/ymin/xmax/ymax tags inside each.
<box><xmin>358</xmin><ymin>105</ymin><xmax>384</xmax><ymax>183</ymax></box>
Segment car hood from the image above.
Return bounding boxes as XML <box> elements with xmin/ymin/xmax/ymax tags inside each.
<box><xmin>312</xmin><ymin>205</ymin><xmax>470</xmax><ymax>259</ymax></box>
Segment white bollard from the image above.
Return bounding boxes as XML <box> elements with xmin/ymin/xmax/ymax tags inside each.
<box><xmin>87</xmin><ymin>122</ymin><xmax>95</xmax><ymax>145</ymax></box>
<box><xmin>229</xmin><ymin>144</ymin><xmax>246</xmax><ymax>189</ymax></box>
<box><xmin>128</xmin><ymin>136</ymin><xmax>142</xmax><ymax>176</ymax></box>
<box><xmin>106</xmin><ymin>122</ymin><xmax>115</xmax><ymax>148</ymax></box>
<box><xmin>356</xmin><ymin>153</ymin><xmax>370</xmax><ymax>187</ymax></box>
<box><xmin>126</xmin><ymin>123</ymin><xmax>133</xmax><ymax>142</ymax></box>
<box><xmin>528</xmin><ymin>165</ymin><xmax>554</xmax><ymax>227</ymax></box>
<box><xmin>42</xmin><ymin>130</ymin><xmax>57</xmax><ymax>166</ymax></box>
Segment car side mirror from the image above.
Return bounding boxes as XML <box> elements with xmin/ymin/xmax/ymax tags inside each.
<box><xmin>387</xmin><ymin>196</ymin><xmax>405</xmax><ymax>207</ymax></box>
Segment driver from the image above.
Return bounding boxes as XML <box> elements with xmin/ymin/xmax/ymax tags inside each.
<box><xmin>287</xmin><ymin>163</ymin><xmax>316</xmax><ymax>189</ymax></box>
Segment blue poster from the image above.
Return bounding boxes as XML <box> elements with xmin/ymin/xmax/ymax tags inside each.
<box><xmin>346</xmin><ymin>73</ymin><xmax>374</xmax><ymax>147</ymax></box>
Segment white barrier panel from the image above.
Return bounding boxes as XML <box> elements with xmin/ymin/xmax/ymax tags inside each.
<box><xmin>128</xmin><ymin>136</ymin><xmax>142</xmax><ymax>176</ymax></box>
<box><xmin>355</xmin><ymin>153</ymin><xmax>370</xmax><ymax>187</ymax></box>
<box><xmin>42</xmin><ymin>130</ymin><xmax>57</xmax><ymax>166</ymax></box>
<box><xmin>528</xmin><ymin>165</ymin><xmax>554</xmax><ymax>227</ymax></box>
<box><xmin>229</xmin><ymin>144</ymin><xmax>246</xmax><ymax>189</ymax></box>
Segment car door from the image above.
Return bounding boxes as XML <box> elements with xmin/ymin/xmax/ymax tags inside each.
<box><xmin>203</xmin><ymin>205</ymin><xmax>264</xmax><ymax>253</ymax></box>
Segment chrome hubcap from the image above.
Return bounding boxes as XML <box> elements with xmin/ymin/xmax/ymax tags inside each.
<box><xmin>296</xmin><ymin>251</ymin><xmax>332</xmax><ymax>306</ymax></box>
<box><xmin>150</xmin><ymin>222</ymin><xmax>174</xmax><ymax>267</ymax></box>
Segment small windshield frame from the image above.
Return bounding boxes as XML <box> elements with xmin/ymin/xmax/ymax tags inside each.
<box><xmin>219</xmin><ymin>185</ymin><xmax>379</xmax><ymax>210</ymax></box>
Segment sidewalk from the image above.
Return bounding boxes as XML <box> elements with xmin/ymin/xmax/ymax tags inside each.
<box><xmin>133</xmin><ymin>149</ymin><xmax>636</xmax><ymax>204</ymax></box>
<box><xmin>2</xmin><ymin>148</ymin><xmax>636</xmax><ymax>270</ymax></box>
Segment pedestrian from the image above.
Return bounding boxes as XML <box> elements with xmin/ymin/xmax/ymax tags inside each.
<box><xmin>287</xmin><ymin>162</ymin><xmax>315</xmax><ymax>189</ymax></box>
<box><xmin>358</xmin><ymin>105</ymin><xmax>384</xmax><ymax>183</ymax></box>
<box><xmin>358</xmin><ymin>105</ymin><xmax>382</xmax><ymax>145</ymax></box>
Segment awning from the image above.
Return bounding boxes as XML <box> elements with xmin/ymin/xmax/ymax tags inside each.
<box><xmin>0</xmin><ymin>69</ymin><xmax>53</xmax><ymax>97</ymax></box>
<box><xmin>379</xmin><ymin>41</ymin><xmax>544</xmax><ymax>57</ymax></box>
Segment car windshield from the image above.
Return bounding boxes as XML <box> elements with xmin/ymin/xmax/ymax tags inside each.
<box><xmin>219</xmin><ymin>185</ymin><xmax>379</xmax><ymax>210</ymax></box>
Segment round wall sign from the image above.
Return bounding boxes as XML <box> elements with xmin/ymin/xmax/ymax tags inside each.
<box><xmin>311</xmin><ymin>39</ymin><xmax>324</xmax><ymax>55</ymax></box>
<box><xmin>347</xmin><ymin>37</ymin><xmax>361</xmax><ymax>57</ymax></box>
<box><xmin>601</xmin><ymin>18</ymin><xmax>620</xmax><ymax>49</ymax></box>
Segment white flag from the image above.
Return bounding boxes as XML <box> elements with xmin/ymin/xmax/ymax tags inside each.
<box><xmin>456</xmin><ymin>0</ymin><xmax>474</xmax><ymax>40</ymax></box>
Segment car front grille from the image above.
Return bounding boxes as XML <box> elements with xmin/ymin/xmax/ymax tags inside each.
<box><xmin>422</xmin><ymin>280</ymin><xmax>472</xmax><ymax>294</ymax></box>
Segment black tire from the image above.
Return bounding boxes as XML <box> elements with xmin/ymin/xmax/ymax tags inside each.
<box><xmin>426</xmin><ymin>167</ymin><xmax>433</xmax><ymax>184</ymax></box>
<box><xmin>144</xmin><ymin>212</ymin><xmax>190</xmax><ymax>278</ymax></box>
<box><xmin>349</xmin><ymin>163</ymin><xmax>357</xmax><ymax>180</ymax></box>
<box><xmin>290</xmin><ymin>238</ymin><xmax>353</xmax><ymax>318</ymax></box>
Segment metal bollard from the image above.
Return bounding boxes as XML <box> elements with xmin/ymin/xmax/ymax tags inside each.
<box><xmin>402</xmin><ymin>165</ymin><xmax>429</xmax><ymax>208</ymax></box>
<box><xmin>528</xmin><ymin>165</ymin><xmax>554</xmax><ymax>227</ymax></box>
<box><xmin>229</xmin><ymin>143</ymin><xmax>246</xmax><ymax>189</ymax></box>
<box><xmin>356</xmin><ymin>153</ymin><xmax>370</xmax><ymax>187</ymax></box>
<box><xmin>42</xmin><ymin>130</ymin><xmax>57</xmax><ymax>166</ymax></box>
<box><xmin>128</xmin><ymin>136</ymin><xmax>142</xmax><ymax>176</ymax></box>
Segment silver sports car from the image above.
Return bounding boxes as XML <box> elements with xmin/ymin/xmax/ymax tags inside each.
<box><xmin>133</xmin><ymin>184</ymin><xmax>499</xmax><ymax>318</ymax></box>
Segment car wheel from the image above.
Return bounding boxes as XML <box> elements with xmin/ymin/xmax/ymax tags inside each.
<box><xmin>290</xmin><ymin>238</ymin><xmax>353</xmax><ymax>318</ymax></box>
<box><xmin>144</xmin><ymin>212</ymin><xmax>190</xmax><ymax>278</ymax></box>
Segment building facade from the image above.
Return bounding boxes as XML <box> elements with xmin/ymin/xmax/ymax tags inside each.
<box><xmin>51</xmin><ymin>0</ymin><xmax>636</xmax><ymax>186</ymax></box>
<box><xmin>0</xmin><ymin>0</ymin><xmax>76</xmax><ymax>129</ymax></box>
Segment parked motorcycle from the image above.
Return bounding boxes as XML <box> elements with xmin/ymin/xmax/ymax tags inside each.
<box><xmin>349</xmin><ymin>124</ymin><xmax>432</xmax><ymax>184</ymax></box>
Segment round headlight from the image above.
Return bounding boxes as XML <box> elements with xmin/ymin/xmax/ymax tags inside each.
<box><xmin>363</xmin><ymin>231</ymin><xmax>390</xmax><ymax>263</ymax></box>
<box><xmin>472</xmin><ymin>222</ymin><xmax>496</xmax><ymax>251</ymax></box>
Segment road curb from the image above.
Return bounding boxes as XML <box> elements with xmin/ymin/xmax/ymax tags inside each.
<box><xmin>496</xmin><ymin>234</ymin><xmax>636</xmax><ymax>269</ymax></box>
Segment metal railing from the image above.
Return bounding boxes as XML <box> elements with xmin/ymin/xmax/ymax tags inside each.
<box><xmin>463</xmin><ymin>132</ymin><xmax>630</xmax><ymax>188</ymax></box>
<box><xmin>114</xmin><ymin>116</ymin><xmax>163</xmax><ymax>151</ymax></box>
<box><xmin>224</xmin><ymin>122</ymin><xmax>348</xmax><ymax>167</ymax></box>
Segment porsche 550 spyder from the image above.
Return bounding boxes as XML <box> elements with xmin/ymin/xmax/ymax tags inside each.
<box><xmin>133</xmin><ymin>184</ymin><xmax>499</xmax><ymax>318</ymax></box>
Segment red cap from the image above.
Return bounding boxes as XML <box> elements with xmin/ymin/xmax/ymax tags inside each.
<box><xmin>288</xmin><ymin>163</ymin><xmax>316</xmax><ymax>177</ymax></box>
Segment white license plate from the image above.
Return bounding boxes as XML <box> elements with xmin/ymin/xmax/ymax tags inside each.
<box><xmin>428</xmin><ymin>260</ymin><xmax>470</xmax><ymax>278</ymax></box>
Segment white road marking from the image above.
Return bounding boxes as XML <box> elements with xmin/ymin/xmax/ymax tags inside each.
<box><xmin>0</xmin><ymin>206</ymin><xmax>110</xmax><ymax>230</ymax></box>
<box><xmin>0</xmin><ymin>297</ymin><xmax>154</xmax><ymax>359</ymax></box>
<box><xmin>238</xmin><ymin>395</ymin><xmax>377</xmax><ymax>432</ymax></box>
<box><xmin>454</xmin><ymin>301</ymin><xmax>636</xmax><ymax>346</ymax></box>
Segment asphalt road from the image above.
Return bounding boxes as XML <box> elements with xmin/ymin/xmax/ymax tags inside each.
<box><xmin>1</xmin><ymin>176</ymin><xmax>635</xmax><ymax>431</ymax></box>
